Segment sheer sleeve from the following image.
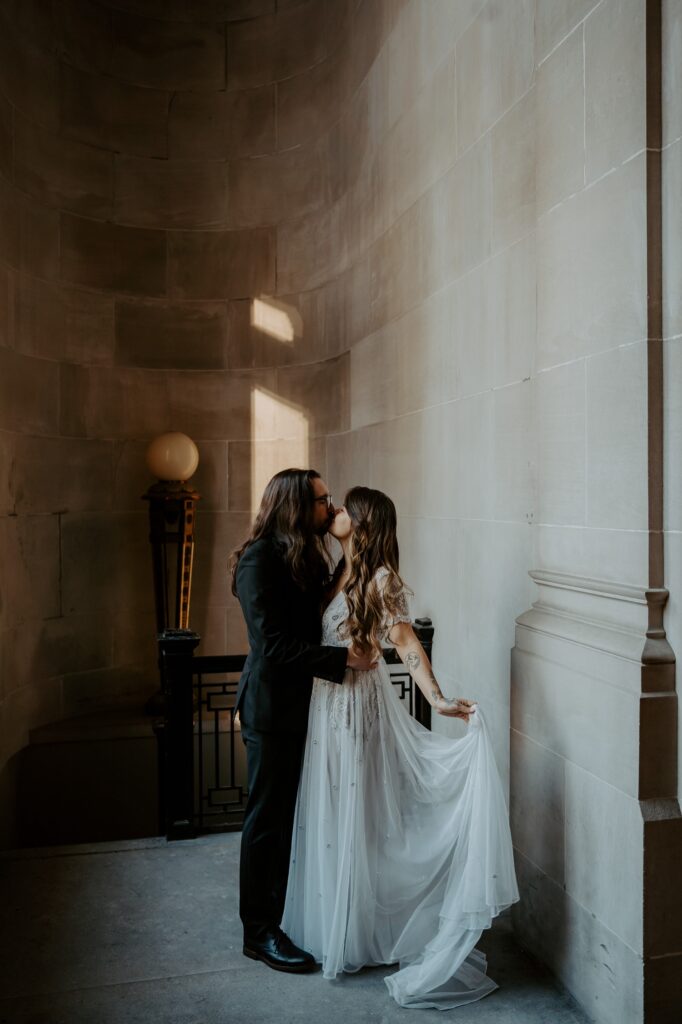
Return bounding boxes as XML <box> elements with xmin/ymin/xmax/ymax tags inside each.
<box><xmin>386</xmin><ymin>587</ymin><xmax>411</xmax><ymax>627</ymax></box>
<box><xmin>376</xmin><ymin>567</ymin><xmax>412</xmax><ymax>629</ymax></box>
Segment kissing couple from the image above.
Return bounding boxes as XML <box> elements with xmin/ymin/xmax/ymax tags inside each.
<box><xmin>231</xmin><ymin>469</ymin><xmax>518</xmax><ymax>1010</ymax></box>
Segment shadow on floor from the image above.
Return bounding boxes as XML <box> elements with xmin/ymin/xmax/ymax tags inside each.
<box><xmin>0</xmin><ymin>833</ymin><xmax>588</xmax><ymax>1024</ymax></box>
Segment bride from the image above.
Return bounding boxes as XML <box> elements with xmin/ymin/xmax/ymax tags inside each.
<box><xmin>281</xmin><ymin>486</ymin><xmax>519</xmax><ymax>1009</ymax></box>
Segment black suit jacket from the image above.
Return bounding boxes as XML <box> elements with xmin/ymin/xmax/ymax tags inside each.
<box><xmin>234</xmin><ymin>535</ymin><xmax>348</xmax><ymax>734</ymax></box>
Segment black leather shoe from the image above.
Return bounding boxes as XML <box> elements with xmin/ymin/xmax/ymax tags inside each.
<box><xmin>243</xmin><ymin>927</ymin><xmax>318</xmax><ymax>973</ymax></box>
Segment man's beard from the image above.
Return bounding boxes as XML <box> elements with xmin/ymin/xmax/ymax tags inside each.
<box><xmin>314</xmin><ymin>514</ymin><xmax>335</xmax><ymax>537</ymax></box>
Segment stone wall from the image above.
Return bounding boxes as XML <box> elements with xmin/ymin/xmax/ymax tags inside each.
<box><xmin>508</xmin><ymin>3</ymin><xmax>681</xmax><ymax>1023</ymax></box>
<box><xmin>291</xmin><ymin>1</ymin><xmax>678</xmax><ymax>1021</ymax></box>
<box><xmin>0</xmin><ymin>0</ymin><xmax>351</xmax><ymax>843</ymax></box>
<box><xmin>275</xmin><ymin>1</ymin><xmax>539</xmax><ymax>788</ymax></box>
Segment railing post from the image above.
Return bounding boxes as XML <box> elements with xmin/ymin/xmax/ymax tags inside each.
<box><xmin>413</xmin><ymin>617</ymin><xmax>434</xmax><ymax>729</ymax></box>
<box><xmin>157</xmin><ymin>628</ymin><xmax>201</xmax><ymax>840</ymax></box>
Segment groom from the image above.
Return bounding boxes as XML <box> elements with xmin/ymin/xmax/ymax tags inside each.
<box><xmin>232</xmin><ymin>468</ymin><xmax>376</xmax><ymax>973</ymax></box>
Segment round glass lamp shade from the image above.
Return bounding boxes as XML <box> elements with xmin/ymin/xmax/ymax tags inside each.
<box><xmin>146</xmin><ymin>432</ymin><xmax>199</xmax><ymax>482</ymax></box>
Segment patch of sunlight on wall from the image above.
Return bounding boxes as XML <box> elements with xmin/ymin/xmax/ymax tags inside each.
<box><xmin>250</xmin><ymin>387</ymin><xmax>309</xmax><ymax>515</ymax></box>
<box><xmin>251</xmin><ymin>296</ymin><xmax>303</xmax><ymax>343</ymax></box>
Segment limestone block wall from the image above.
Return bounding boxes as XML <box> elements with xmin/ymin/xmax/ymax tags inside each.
<box><xmin>509</xmin><ymin>3</ymin><xmax>681</xmax><ymax>1022</ymax></box>
<box><xmin>316</xmin><ymin>1</ymin><xmax>538</xmax><ymax>782</ymax></box>
<box><xmin>0</xmin><ymin>0</ymin><xmax>352</xmax><ymax>844</ymax></box>
<box><xmin>295</xmin><ymin>1</ymin><xmax>678</xmax><ymax>1021</ymax></box>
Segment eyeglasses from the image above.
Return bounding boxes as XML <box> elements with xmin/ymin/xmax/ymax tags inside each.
<box><xmin>313</xmin><ymin>494</ymin><xmax>334</xmax><ymax>508</ymax></box>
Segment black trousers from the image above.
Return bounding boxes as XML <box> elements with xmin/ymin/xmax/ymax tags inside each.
<box><xmin>239</xmin><ymin>724</ymin><xmax>306</xmax><ymax>941</ymax></box>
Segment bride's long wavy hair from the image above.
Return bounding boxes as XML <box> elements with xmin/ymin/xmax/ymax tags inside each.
<box><xmin>230</xmin><ymin>468</ymin><xmax>331</xmax><ymax>594</ymax></box>
<box><xmin>334</xmin><ymin>486</ymin><xmax>411</xmax><ymax>656</ymax></box>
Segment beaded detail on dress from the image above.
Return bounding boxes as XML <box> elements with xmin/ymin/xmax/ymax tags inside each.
<box><xmin>317</xmin><ymin>569</ymin><xmax>411</xmax><ymax>743</ymax></box>
<box><xmin>320</xmin><ymin>589</ymin><xmax>351</xmax><ymax>647</ymax></box>
<box><xmin>319</xmin><ymin>589</ymin><xmax>377</xmax><ymax>741</ymax></box>
<box><xmin>327</xmin><ymin>679</ymin><xmax>380</xmax><ymax>740</ymax></box>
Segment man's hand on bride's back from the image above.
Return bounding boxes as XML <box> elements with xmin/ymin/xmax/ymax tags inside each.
<box><xmin>346</xmin><ymin>647</ymin><xmax>378</xmax><ymax>672</ymax></box>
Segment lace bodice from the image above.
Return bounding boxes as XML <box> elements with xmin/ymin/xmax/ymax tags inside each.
<box><xmin>320</xmin><ymin>567</ymin><xmax>411</xmax><ymax>647</ymax></box>
<box><xmin>316</xmin><ymin>569</ymin><xmax>411</xmax><ymax>740</ymax></box>
<box><xmin>321</xmin><ymin>589</ymin><xmax>352</xmax><ymax>646</ymax></box>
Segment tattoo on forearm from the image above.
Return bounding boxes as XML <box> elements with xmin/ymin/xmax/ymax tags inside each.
<box><xmin>406</xmin><ymin>651</ymin><xmax>421</xmax><ymax>673</ymax></box>
<box><xmin>431</xmin><ymin>684</ymin><xmax>460</xmax><ymax>708</ymax></box>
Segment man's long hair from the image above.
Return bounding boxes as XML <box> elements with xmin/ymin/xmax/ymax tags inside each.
<box><xmin>332</xmin><ymin>486</ymin><xmax>411</xmax><ymax>656</ymax></box>
<box><xmin>230</xmin><ymin>468</ymin><xmax>331</xmax><ymax>594</ymax></box>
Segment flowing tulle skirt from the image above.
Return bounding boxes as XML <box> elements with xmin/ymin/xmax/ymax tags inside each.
<box><xmin>281</xmin><ymin>661</ymin><xmax>519</xmax><ymax>1009</ymax></box>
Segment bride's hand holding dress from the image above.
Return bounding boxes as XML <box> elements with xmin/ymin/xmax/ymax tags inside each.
<box><xmin>431</xmin><ymin>694</ymin><xmax>477</xmax><ymax>719</ymax></box>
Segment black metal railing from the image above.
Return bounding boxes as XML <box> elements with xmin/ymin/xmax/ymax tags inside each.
<box><xmin>154</xmin><ymin>618</ymin><xmax>434</xmax><ymax>841</ymax></box>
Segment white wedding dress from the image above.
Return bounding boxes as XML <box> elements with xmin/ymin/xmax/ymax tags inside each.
<box><xmin>281</xmin><ymin>570</ymin><xmax>519</xmax><ymax>1009</ymax></box>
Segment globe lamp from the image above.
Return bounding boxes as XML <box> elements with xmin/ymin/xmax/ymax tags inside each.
<box><xmin>146</xmin><ymin>432</ymin><xmax>199</xmax><ymax>483</ymax></box>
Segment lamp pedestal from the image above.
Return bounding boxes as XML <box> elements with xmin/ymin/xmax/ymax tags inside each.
<box><xmin>143</xmin><ymin>481</ymin><xmax>200</xmax><ymax>633</ymax></box>
<box><xmin>142</xmin><ymin>480</ymin><xmax>200</xmax><ymax>715</ymax></box>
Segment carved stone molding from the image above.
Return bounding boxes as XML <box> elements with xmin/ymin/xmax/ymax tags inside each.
<box><xmin>516</xmin><ymin>569</ymin><xmax>675</xmax><ymax>692</ymax></box>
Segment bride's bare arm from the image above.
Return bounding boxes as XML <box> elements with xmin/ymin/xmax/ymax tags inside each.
<box><xmin>387</xmin><ymin>620</ymin><xmax>475</xmax><ymax>720</ymax></box>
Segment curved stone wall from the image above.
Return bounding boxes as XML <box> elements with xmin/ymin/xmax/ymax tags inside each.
<box><xmin>0</xmin><ymin>0</ymin><xmax>361</xmax><ymax>823</ymax></box>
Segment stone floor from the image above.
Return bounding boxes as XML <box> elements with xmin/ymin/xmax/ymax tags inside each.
<box><xmin>0</xmin><ymin>833</ymin><xmax>589</xmax><ymax>1024</ymax></box>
